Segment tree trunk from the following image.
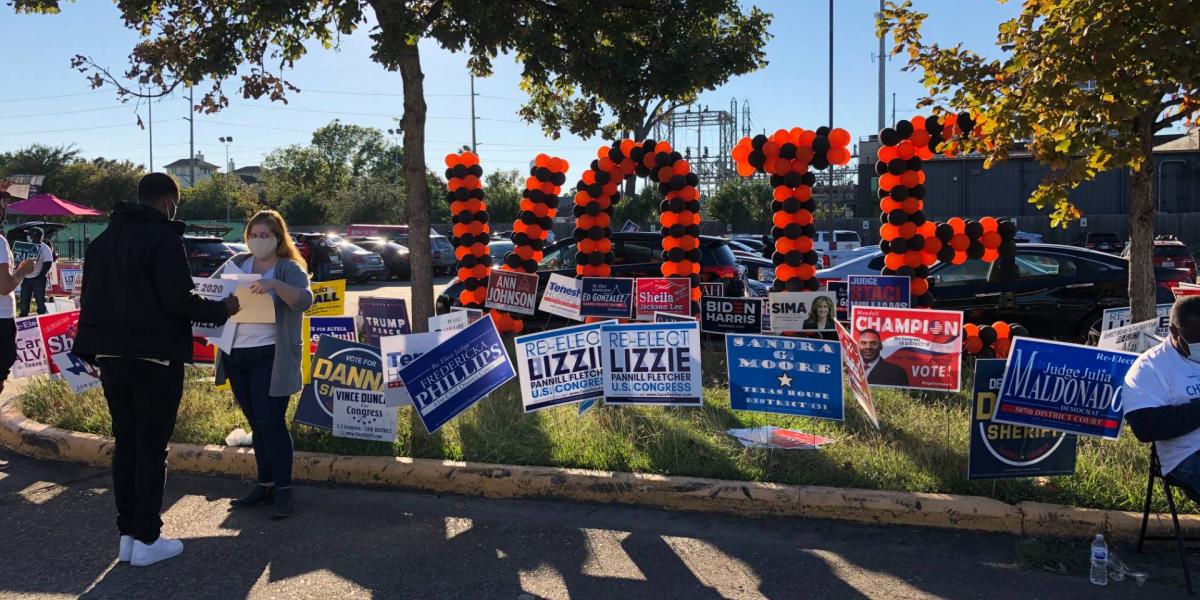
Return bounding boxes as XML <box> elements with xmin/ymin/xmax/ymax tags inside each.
<box><xmin>1127</xmin><ymin>120</ymin><xmax>1157</xmax><ymax>323</ymax></box>
<box><xmin>397</xmin><ymin>43</ymin><xmax>434</xmax><ymax>333</ymax></box>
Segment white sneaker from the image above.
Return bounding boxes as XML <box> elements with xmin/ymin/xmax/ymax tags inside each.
<box><xmin>118</xmin><ymin>535</ymin><xmax>133</xmax><ymax>562</ymax></box>
<box><xmin>130</xmin><ymin>536</ymin><xmax>184</xmax><ymax>567</ymax></box>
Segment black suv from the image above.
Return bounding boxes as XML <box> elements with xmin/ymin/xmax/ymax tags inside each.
<box><xmin>436</xmin><ymin>232</ymin><xmax>747</xmax><ymax>319</ymax></box>
<box><xmin>183</xmin><ymin>235</ymin><xmax>234</xmax><ymax>277</ymax></box>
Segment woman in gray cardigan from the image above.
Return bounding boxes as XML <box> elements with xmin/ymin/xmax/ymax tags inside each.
<box><xmin>213</xmin><ymin>210</ymin><xmax>313</xmax><ymax>518</ymax></box>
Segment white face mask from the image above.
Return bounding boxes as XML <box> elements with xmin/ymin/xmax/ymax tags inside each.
<box><xmin>1188</xmin><ymin>343</ymin><xmax>1200</xmax><ymax>365</ymax></box>
<box><xmin>248</xmin><ymin>236</ymin><xmax>278</xmax><ymax>260</ymax></box>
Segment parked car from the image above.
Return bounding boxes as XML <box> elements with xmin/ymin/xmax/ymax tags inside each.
<box><xmin>488</xmin><ymin>239</ymin><xmax>516</xmax><ymax>259</ymax></box>
<box><xmin>392</xmin><ymin>231</ymin><xmax>456</xmax><ymax>275</ymax></box>
<box><xmin>1073</xmin><ymin>232</ymin><xmax>1125</xmax><ymax>253</ymax></box>
<box><xmin>812</xmin><ymin>229</ymin><xmax>863</xmax><ymax>266</ymax></box>
<box><xmin>436</xmin><ymin>232</ymin><xmax>748</xmax><ymax>322</ymax></box>
<box><xmin>225</xmin><ymin>242</ymin><xmax>248</xmax><ymax>255</ymax></box>
<box><xmin>327</xmin><ymin>236</ymin><xmax>386</xmax><ymax>283</ymax></box>
<box><xmin>7</xmin><ymin>221</ymin><xmax>67</xmax><ymax>243</ymax></box>
<box><xmin>291</xmin><ymin>232</ymin><xmax>345</xmax><ymax>281</ymax></box>
<box><xmin>729</xmin><ymin>235</ymin><xmax>767</xmax><ymax>252</ymax></box>
<box><xmin>183</xmin><ymin>235</ymin><xmax>234</xmax><ymax>277</ymax></box>
<box><xmin>353</xmin><ymin>237</ymin><xmax>411</xmax><ymax>279</ymax></box>
<box><xmin>818</xmin><ymin>244</ymin><xmax>1189</xmax><ymax>341</ymax></box>
<box><xmin>1120</xmin><ymin>235</ymin><xmax>1196</xmax><ymax>282</ymax></box>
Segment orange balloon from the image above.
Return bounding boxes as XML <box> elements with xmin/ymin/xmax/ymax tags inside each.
<box><xmin>472</xmin><ymin>287</ymin><xmax>487</xmax><ymax>304</ymax></box>
<box><xmin>829</xmin><ymin>128</ymin><xmax>851</xmax><ymax>147</ymax></box>
<box><xmin>794</xmin><ymin>210</ymin><xmax>813</xmax><ymax>227</ymax></box>
<box><xmin>952</xmin><ymin>251</ymin><xmax>967</xmax><ymax>265</ymax></box>
<box><xmin>900</xmin><ymin>171</ymin><xmax>920</xmax><ymax>188</ymax></box>
<box><xmin>924</xmin><ymin>237</ymin><xmax>943</xmax><ymax>255</ymax></box>
<box><xmin>949</xmin><ymin>234</ymin><xmax>970</xmax><ymax>252</ymax></box>
<box><xmin>980</xmin><ymin>216</ymin><xmax>998</xmax><ymax>232</ymax></box>
<box><xmin>773</xmin><ymin>186</ymin><xmax>792</xmax><ymax>201</ymax></box>
<box><xmin>796</xmin><ymin>237</ymin><xmax>814</xmax><ymax>253</ymax></box>
<box><xmin>965</xmin><ymin>336</ymin><xmax>984</xmax><ymax>354</ymax></box>
<box><xmin>922</xmin><ymin>251</ymin><xmax>938</xmax><ymax>266</ymax></box>
<box><xmin>992</xmin><ymin>321</ymin><xmax>1011</xmax><ymax>339</ymax></box>
<box><xmin>964</xmin><ymin>323</ymin><xmax>980</xmax><ymax>338</ymax></box>
<box><xmin>981</xmin><ymin>231</ymin><xmax>1001</xmax><ymax>249</ymax></box>
<box><xmin>884</xmin><ymin>253</ymin><xmax>904</xmax><ymax>270</ymax></box>
<box><xmin>948</xmin><ymin>217</ymin><xmax>966</xmax><ymax>235</ymax></box>
<box><xmin>828</xmin><ymin>147</ymin><xmax>851</xmax><ymax>166</ymax></box>
<box><xmin>911</xmin><ymin>277</ymin><xmax>929</xmax><ymax>297</ymax></box>
<box><xmin>905</xmin><ymin>251</ymin><xmax>923</xmax><ymax>268</ymax></box>
<box><xmin>736</xmin><ymin>161</ymin><xmax>756</xmax><ymax>177</ymax></box>
<box><xmin>896</xmin><ymin>141</ymin><xmax>915</xmax><ymax>160</ymax></box>
<box><xmin>982</xmin><ymin>248</ymin><xmax>1000</xmax><ymax>263</ymax></box>
<box><xmin>661</xmin><ymin>212</ymin><xmax>680</xmax><ymax>227</ymax></box>
<box><xmin>877</xmin><ymin>145</ymin><xmax>897</xmax><ymax>162</ymax></box>
<box><xmin>993</xmin><ymin>337</ymin><xmax>1012</xmax><ymax>358</ymax></box>
<box><xmin>458</xmin><ymin>290</ymin><xmax>475</xmax><ymax>306</ymax></box>
<box><xmin>792</xmin><ymin>186</ymin><xmax>812</xmax><ymax>201</ymax></box>
<box><xmin>775</xmin><ymin>237</ymin><xmax>795</xmax><ymax>253</ymax></box>
<box><xmin>899</xmin><ymin>222</ymin><xmax>918</xmax><ymax>239</ymax></box>
<box><xmin>797</xmin><ymin>264</ymin><xmax>816</xmax><ymax>280</ymax></box>
<box><xmin>776</xmin><ymin>265</ymin><xmax>797</xmax><ymax>280</ymax></box>
<box><xmin>773</xmin><ymin>212</ymin><xmax>792</xmax><ymax>229</ymax></box>
<box><xmin>880</xmin><ymin>223</ymin><xmax>900</xmax><ymax>241</ymax></box>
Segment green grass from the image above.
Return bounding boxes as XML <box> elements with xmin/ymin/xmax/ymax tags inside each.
<box><xmin>18</xmin><ymin>358</ymin><xmax>1190</xmax><ymax>514</ymax></box>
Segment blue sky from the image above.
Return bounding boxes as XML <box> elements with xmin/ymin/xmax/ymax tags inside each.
<box><xmin>0</xmin><ymin>1</ymin><xmax>1020</xmax><ymax>185</ymax></box>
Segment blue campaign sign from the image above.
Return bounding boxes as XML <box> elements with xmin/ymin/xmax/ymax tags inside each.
<box><xmin>580</xmin><ymin>277</ymin><xmax>635</xmax><ymax>319</ymax></box>
<box><xmin>847</xmin><ymin>275</ymin><xmax>911</xmax><ymax>309</ymax></box>
<box><xmin>397</xmin><ymin>314</ymin><xmax>516</xmax><ymax>434</ymax></box>
<box><xmin>294</xmin><ymin>335</ymin><xmax>384</xmax><ymax>432</ymax></box>
<box><xmin>601</xmin><ymin>321</ymin><xmax>702</xmax><ymax>406</ymax></box>
<box><xmin>993</xmin><ymin>338</ymin><xmax>1138</xmax><ymax>439</ymax></box>
<box><xmin>515</xmin><ymin>321</ymin><xmax>607</xmax><ymax>413</ymax></box>
<box><xmin>968</xmin><ymin>359</ymin><xmax>1077</xmax><ymax>480</ymax></box>
<box><xmin>826</xmin><ymin>281</ymin><xmax>849</xmax><ymax>320</ymax></box>
<box><xmin>725</xmin><ymin>334</ymin><xmax>844</xmax><ymax>420</ymax></box>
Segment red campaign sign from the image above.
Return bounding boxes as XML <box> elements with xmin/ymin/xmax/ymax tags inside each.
<box><xmin>1173</xmin><ymin>286</ymin><xmax>1200</xmax><ymax>299</ymax></box>
<box><xmin>835</xmin><ymin>320</ymin><xmax>878</xmax><ymax>428</ymax></box>
<box><xmin>484</xmin><ymin>270</ymin><xmax>539</xmax><ymax>315</ymax></box>
<box><xmin>37</xmin><ymin>310</ymin><xmax>80</xmax><ymax>375</ymax></box>
<box><xmin>849</xmin><ymin>306</ymin><xmax>964</xmax><ymax>392</ymax></box>
<box><xmin>192</xmin><ymin>338</ymin><xmax>216</xmax><ymax>364</ymax></box>
<box><xmin>634</xmin><ymin>278</ymin><xmax>691</xmax><ymax>320</ymax></box>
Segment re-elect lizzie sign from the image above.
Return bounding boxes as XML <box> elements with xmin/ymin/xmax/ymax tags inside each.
<box><xmin>601</xmin><ymin>321</ymin><xmax>701</xmax><ymax>406</ymax></box>
<box><xmin>515</xmin><ymin>321</ymin><xmax>608</xmax><ymax>413</ymax></box>
<box><xmin>850</xmin><ymin>306</ymin><xmax>963</xmax><ymax>391</ymax></box>
<box><xmin>993</xmin><ymin>338</ymin><xmax>1137</xmax><ymax>440</ymax></box>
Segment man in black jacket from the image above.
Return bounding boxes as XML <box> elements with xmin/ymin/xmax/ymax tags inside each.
<box><xmin>75</xmin><ymin>173</ymin><xmax>239</xmax><ymax>567</ymax></box>
<box><xmin>1124</xmin><ymin>296</ymin><xmax>1200</xmax><ymax>496</ymax></box>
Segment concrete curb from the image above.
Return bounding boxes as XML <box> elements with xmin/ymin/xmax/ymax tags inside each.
<box><xmin>3</xmin><ymin>389</ymin><xmax>1197</xmax><ymax>541</ymax></box>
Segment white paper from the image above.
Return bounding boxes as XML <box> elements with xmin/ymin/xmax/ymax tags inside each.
<box><xmin>429</xmin><ymin>311</ymin><xmax>468</xmax><ymax>332</ymax></box>
<box><xmin>1098</xmin><ymin>317</ymin><xmax>1164</xmax><ymax>353</ymax></box>
<box><xmin>191</xmin><ymin>277</ymin><xmax>239</xmax><ymax>339</ymax></box>
<box><xmin>51</xmin><ymin>352</ymin><xmax>101</xmax><ymax>394</ymax></box>
<box><xmin>380</xmin><ymin>329</ymin><xmax>459</xmax><ymax>407</ymax></box>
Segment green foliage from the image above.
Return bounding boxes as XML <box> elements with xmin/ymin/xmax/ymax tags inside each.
<box><xmin>0</xmin><ymin>143</ymin><xmax>81</xmax><ymax>179</ymax></box>
<box><xmin>879</xmin><ymin>0</ymin><xmax>1200</xmax><ymax>226</ymax></box>
<box><xmin>177</xmin><ymin>173</ymin><xmax>260</xmax><ymax>220</ymax></box>
<box><xmin>278</xmin><ymin>190</ymin><xmax>332</xmax><ymax>227</ymax></box>
<box><xmin>0</xmin><ymin>144</ymin><xmax>144</xmax><ymax>213</ymax></box>
<box><xmin>515</xmin><ymin>0</ymin><xmax>773</xmax><ymax>140</ymax></box>
<box><xmin>615</xmin><ymin>183</ymin><xmax>663</xmax><ymax>225</ymax></box>
<box><xmin>331</xmin><ymin>179</ymin><xmax>407</xmax><ymax>226</ymax></box>
<box><xmin>706</xmin><ymin>178</ymin><xmax>772</xmax><ymax>233</ymax></box>
<box><xmin>483</xmin><ymin>169</ymin><xmax>523</xmax><ymax>226</ymax></box>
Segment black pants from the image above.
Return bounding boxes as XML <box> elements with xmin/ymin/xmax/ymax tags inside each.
<box><xmin>0</xmin><ymin>318</ymin><xmax>16</xmax><ymax>382</ymax></box>
<box><xmin>223</xmin><ymin>346</ymin><xmax>293</xmax><ymax>487</ymax></box>
<box><xmin>18</xmin><ymin>276</ymin><xmax>47</xmax><ymax>317</ymax></box>
<box><xmin>99</xmin><ymin>358</ymin><xmax>184</xmax><ymax>543</ymax></box>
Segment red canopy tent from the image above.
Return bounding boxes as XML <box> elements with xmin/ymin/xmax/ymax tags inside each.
<box><xmin>6</xmin><ymin>194</ymin><xmax>103</xmax><ymax>217</ymax></box>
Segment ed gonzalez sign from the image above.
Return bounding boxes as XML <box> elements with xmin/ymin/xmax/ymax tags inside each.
<box><xmin>993</xmin><ymin>338</ymin><xmax>1137</xmax><ymax>440</ymax></box>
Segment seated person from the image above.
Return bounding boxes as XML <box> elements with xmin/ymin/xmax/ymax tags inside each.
<box><xmin>1124</xmin><ymin>296</ymin><xmax>1200</xmax><ymax>493</ymax></box>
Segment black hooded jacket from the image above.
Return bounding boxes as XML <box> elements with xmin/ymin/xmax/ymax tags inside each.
<box><xmin>74</xmin><ymin>202</ymin><xmax>230</xmax><ymax>364</ymax></box>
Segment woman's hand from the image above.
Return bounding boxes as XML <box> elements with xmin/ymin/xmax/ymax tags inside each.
<box><xmin>249</xmin><ymin>279</ymin><xmax>278</xmax><ymax>295</ymax></box>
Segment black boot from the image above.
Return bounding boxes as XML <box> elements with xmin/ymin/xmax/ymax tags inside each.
<box><xmin>271</xmin><ymin>487</ymin><xmax>293</xmax><ymax>520</ymax></box>
<box><xmin>230</xmin><ymin>484</ymin><xmax>275</xmax><ymax>508</ymax></box>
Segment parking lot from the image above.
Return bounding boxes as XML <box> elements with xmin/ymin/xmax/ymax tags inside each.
<box><xmin>339</xmin><ymin>275</ymin><xmax>455</xmax><ymax>320</ymax></box>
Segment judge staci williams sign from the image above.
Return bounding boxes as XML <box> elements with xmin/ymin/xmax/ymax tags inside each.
<box><xmin>515</xmin><ymin>321</ymin><xmax>607</xmax><ymax>413</ymax></box>
<box><xmin>601</xmin><ymin>321</ymin><xmax>702</xmax><ymax>406</ymax></box>
<box><xmin>993</xmin><ymin>338</ymin><xmax>1138</xmax><ymax>440</ymax></box>
<box><xmin>725</xmin><ymin>334</ymin><xmax>844</xmax><ymax>420</ymax></box>
<box><xmin>969</xmin><ymin>359</ymin><xmax>1077</xmax><ymax>480</ymax></box>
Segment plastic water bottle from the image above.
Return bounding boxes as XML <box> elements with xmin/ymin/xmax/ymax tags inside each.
<box><xmin>1090</xmin><ymin>533</ymin><xmax>1109</xmax><ymax>586</ymax></box>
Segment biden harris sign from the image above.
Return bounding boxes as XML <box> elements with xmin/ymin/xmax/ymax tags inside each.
<box><xmin>725</xmin><ymin>334</ymin><xmax>844</xmax><ymax>420</ymax></box>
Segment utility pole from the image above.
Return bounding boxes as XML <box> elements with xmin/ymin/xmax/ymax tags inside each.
<box><xmin>827</xmin><ymin>0</ymin><xmax>835</xmax><ymax>246</ymax></box>
<box><xmin>147</xmin><ymin>90</ymin><xmax>154</xmax><ymax>171</ymax></box>
<box><xmin>188</xmin><ymin>86</ymin><xmax>195</xmax><ymax>187</ymax></box>
<box><xmin>469</xmin><ymin>74</ymin><xmax>477</xmax><ymax>154</ymax></box>
<box><xmin>892</xmin><ymin>92</ymin><xmax>896</xmax><ymax>127</ymax></box>
<box><xmin>877</xmin><ymin>0</ymin><xmax>886</xmax><ymax>131</ymax></box>
<box><xmin>219</xmin><ymin>136</ymin><xmax>233</xmax><ymax>220</ymax></box>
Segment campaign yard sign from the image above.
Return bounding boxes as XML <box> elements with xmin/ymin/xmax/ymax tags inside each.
<box><xmin>358</xmin><ymin>297</ymin><xmax>411</xmax><ymax>346</ymax></box>
<box><xmin>12</xmin><ymin>241</ymin><xmax>40</xmax><ymax>265</ymax></box>
<box><xmin>1101</xmin><ymin>303</ymin><xmax>1171</xmax><ymax>335</ymax></box>
<box><xmin>654</xmin><ymin>312</ymin><xmax>695</xmax><ymax>322</ymax></box>
<box><xmin>398</xmin><ymin>315</ymin><xmax>516</xmax><ymax>434</ymax></box>
<box><xmin>969</xmin><ymin>359</ymin><xmax>1077</xmax><ymax>480</ymax></box>
<box><xmin>827</xmin><ymin>280</ymin><xmax>849</xmax><ymax>320</ymax></box>
<box><xmin>850</xmin><ymin>307</ymin><xmax>964</xmax><ymax>392</ymax></box>
<box><xmin>700</xmin><ymin>296</ymin><xmax>763</xmax><ymax>335</ymax></box>
<box><xmin>428</xmin><ymin>311</ymin><xmax>469</xmax><ymax>332</ymax></box>
<box><xmin>191</xmin><ymin>277</ymin><xmax>238</xmax><ymax>339</ymax></box>
<box><xmin>847</xmin><ymin>275</ymin><xmax>911</xmax><ymax>309</ymax></box>
<box><xmin>835</xmin><ymin>320</ymin><xmax>878</xmax><ymax>428</ymax></box>
<box><xmin>700</xmin><ymin>282</ymin><xmax>723</xmax><ymax>297</ymax></box>
<box><xmin>600</xmin><ymin>321</ymin><xmax>702</xmax><ymax>406</ymax></box>
<box><xmin>634</xmin><ymin>278</ymin><xmax>691</xmax><ymax>320</ymax></box>
<box><xmin>13</xmin><ymin>316</ymin><xmax>47</xmax><ymax>378</ymax></box>
<box><xmin>305</xmin><ymin>279</ymin><xmax>346</xmax><ymax>317</ymax></box>
<box><xmin>37</xmin><ymin>310</ymin><xmax>81</xmax><ymax>376</ymax></box>
<box><xmin>1097</xmin><ymin>317</ymin><xmax>1166</xmax><ymax>353</ymax></box>
<box><xmin>993</xmin><ymin>338</ymin><xmax>1137</xmax><ymax>440</ymax></box>
<box><xmin>539</xmin><ymin>273</ymin><xmax>584</xmax><ymax>321</ymax></box>
<box><xmin>758</xmin><ymin>267</ymin><xmax>776</xmax><ymax>285</ymax></box>
<box><xmin>485</xmin><ymin>269</ymin><xmax>539</xmax><ymax>316</ymax></box>
<box><xmin>301</xmin><ymin>316</ymin><xmax>357</xmax><ymax>384</ymax></box>
<box><xmin>52</xmin><ymin>352</ymin><xmax>101</xmax><ymax>394</ymax></box>
<box><xmin>515</xmin><ymin>321</ymin><xmax>607</xmax><ymax>413</ymax></box>
<box><xmin>294</xmin><ymin>336</ymin><xmax>393</xmax><ymax>441</ymax></box>
<box><xmin>580</xmin><ymin>277</ymin><xmax>634</xmax><ymax>319</ymax></box>
<box><xmin>725</xmin><ymin>334</ymin><xmax>843</xmax><ymax>420</ymax></box>
<box><xmin>380</xmin><ymin>329</ymin><xmax>457</xmax><ymax>407</ymax></box>
<box><xmin>768</xmin><ymin>292</ymin><xmax>838</xmax><ymax>332</ymax></box>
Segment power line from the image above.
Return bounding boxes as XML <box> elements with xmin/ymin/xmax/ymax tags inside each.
<box><xmin>0</xmin><ymin>119</ymin><xmax>180</xmax><ymax>136</ymax></box>
<box><xmin>0</xmin><ymin>105</ymin><xmax>129</xmax><ymax>120</ymax></box>
<box><xmin>228</xmin><ymin>101</ymin><xmax>519</xmax><ymax>122</ymax></box>
<box><xmin>0</xmin><ymin>89</ymin><xmax>104</xmax><ymax>103</ymax></box>
<box><xmin>297</xmin><ymin>88</ymin><xmax>522</xmax><ymax>102</ymax></box>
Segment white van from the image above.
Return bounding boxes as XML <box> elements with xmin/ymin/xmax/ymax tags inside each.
<box><xmin>813</xmin><ymin>230</ymin><xmax>863</xmax><ymax>266</ymax></box>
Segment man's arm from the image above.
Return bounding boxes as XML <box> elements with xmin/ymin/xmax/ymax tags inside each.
<box><xmin>1126</xmin><ymin>403</ymin><xmax>1200</xmax><ymax>443</ymax></box>
<box><xmin>152</xmin><ymin>236</ymin><xmax>232</xmax><ymax>325</ymax></box>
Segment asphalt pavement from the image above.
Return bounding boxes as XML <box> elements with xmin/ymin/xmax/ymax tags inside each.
<box><xmin>0</xmin><ymin>452</ymin><xmax>1188</xmax><ymax>599</ymax></box>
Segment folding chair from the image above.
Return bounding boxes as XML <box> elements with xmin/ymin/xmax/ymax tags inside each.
<box><xmin>1138</xmin><ymin>443</ymin><xmax>1200</xmax><ymax>596</ymax></box>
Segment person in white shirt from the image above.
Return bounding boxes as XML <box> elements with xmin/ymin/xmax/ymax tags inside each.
<box><xmin>18</xmin><ymin>227</ymin><xmax>54</xmax><ymax>316</ymax></box>
<box><xmin>1123</xmin><ymin>296</ymin><xmax>1200</xmax><ymax>493</ymax></box>
<box><xmin>0</xmin><ymin>186</ymin><xmax>38</xmax><ymax>471</ymax></box>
